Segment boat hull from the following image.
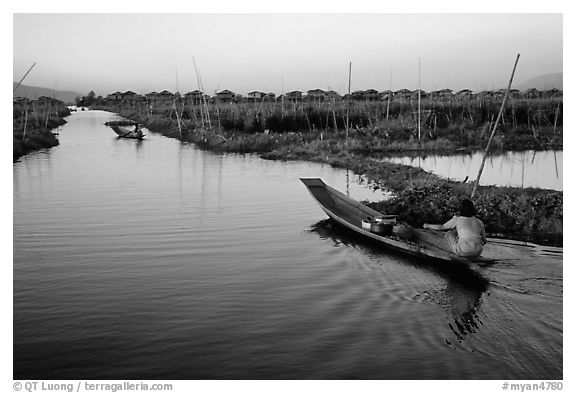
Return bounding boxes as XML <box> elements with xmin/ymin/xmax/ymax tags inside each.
<box><xmin>110</xmin><ymin>125</ymin><xmax>145</xmax><ymax>139</ymax></box>
<box><xmin>301</xmin><ymin>177</ymin><xmax>493</xmax><ymax>263</ymax></box>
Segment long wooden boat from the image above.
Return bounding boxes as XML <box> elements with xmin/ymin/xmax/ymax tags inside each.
<box><xmin>105</xmin><ymin>121</ymin><xmax>145</xmax><ymax>139</ymax></box>
<box><xmin>301</xmin><ymin>178</ymin><xmax>494</xmax><ymax>263</ymax></box>
<box><xmin>110</xmin><ymin>125</ymin><xmax>145</xmax><ymax>139</ymax></box>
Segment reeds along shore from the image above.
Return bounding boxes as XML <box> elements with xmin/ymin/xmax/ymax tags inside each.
<box><xmin>97</xmin><ymin>95</ymin><xmax>563</xmax><ymax>247</ymax></box>
<box><xmin>99</xmin><ymin>94</ymin><xmax>563</xmax><ymax>154</ymax></box>
<box><xmin>13</xmin><ymin>99</ymin><xmax>70</xmax><ymax>161</ymax></box>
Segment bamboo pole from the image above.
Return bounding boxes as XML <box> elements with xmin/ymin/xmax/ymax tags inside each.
<box><xmin>553</xmin><ymin>102</ymin><xmax>560</xmax><ymax>133</ymax></box>
<box><xmin>173</xmin><ymin>101</ymin><xmax>183</xmax><ymax>139</ymax></box>
<box><xmin>281</xmin><ymin>75</ymin><xmax>285</xmax><ymax>118</ymax></box>
<box><xmin>175</xmin><ymin>68</ymin><xmax>180</xmax><ymax>95</ymax></box>
<box><xmin>346</xmin><ymin>61</ymin><xmax>351</xmax><ymax>149</ymax></box>
<box><xmin>22</xmin><ymin>104</ymin><xmax>29</xmax><ymax>140</ymax></box>
<box><xmin>471</xmin><ymin>54</ymin><xmax>520</xmax><ymax>198</ymax></box>
<box><xmin>386</xmin><ymin>68</ymin><xmax>392</xmax><ymax>119</ymax></box>
<box><xmin>418</xmin><ymin>58</ymin><xmax>421</xmax><ymax>141</ymax></box>
<box><xmin>553</xmin><ymin>150</ymin><xmax>559</xmax><ymax>179</ymax></box>
<box><xmin>14</xmin><ymin>63</ymin><xmax>36</xmax><ymax>94</ymax></box>
<box><xmin>32</xmin><ymin>102</ymin><xmax>39</xmax><ymax>127</ymax></box>
<box><xmin>200</xmin><ymin>80</ymin><xmax>211</xmax><ymax>130</ymax></box>
<box><xmin>192</xmin><ymin>57</ymin><xmax>207</xmax><ymax>129</ymax></box>
<box><xmin>44</xmin><ymin>102</ymin><xmax>51</xmax><ymax>129</ymax></box>
<box><xmin>256</xmin><ymin>96</ymin><xmax>265</xmax><ymax>117</ymax></box>
<box><xmin>332</xmin><ymin>100</ymin><xmax>338</xmax><ymax>131</ymax></box>
<box><xmin>304</xmin><ymin>110</ymin><xmax>313</xmax><ymax>133</ymax></box>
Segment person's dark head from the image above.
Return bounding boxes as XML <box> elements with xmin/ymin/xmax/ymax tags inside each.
<box><xmin>459</xmin><ymin>199</ymin><xmax>476</xmax><ymax>217</ymax></box>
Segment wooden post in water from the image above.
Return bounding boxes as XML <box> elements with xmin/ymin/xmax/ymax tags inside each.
<box><xmin>471</xmin><ymin>54</ymin><xmax>520</xmax><ymax>198</ymax></box>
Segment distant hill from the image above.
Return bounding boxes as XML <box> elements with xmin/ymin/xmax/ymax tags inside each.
<box><xmin>13</xmin><ymin>83</ymin><xmax>82</xmax><ymax>104</ymax></box>
<box><xmin>514</xmin><ymin>73</ymin><xmax>563</xmax><ymax>91</ymax></box>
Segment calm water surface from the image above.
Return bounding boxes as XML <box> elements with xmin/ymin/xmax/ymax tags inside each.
<box><xmin>14</xmin><ymin>110</ymin><xmax>562</xmax><ymax>379</ymax></box>
<box><xmin>382</xmin><ymin>150</ymin><xmax>563</xmax><ymax>191</ymax></box>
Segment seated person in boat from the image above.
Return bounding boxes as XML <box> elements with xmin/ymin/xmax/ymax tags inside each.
<box><xmin>423</xmin><ymin>199</ymin><xmax>487</xmax><ymax>258</ymax></box>
<box><xmin>134</xmin><ymin>124</ymin><xmax>143</xmax><ymax>138</ymax></box>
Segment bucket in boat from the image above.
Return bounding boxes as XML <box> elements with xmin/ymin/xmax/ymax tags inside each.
<box><xmin>371</xmin><ymin>222</ymin><xmax>393</xmax><ymax>235</ymax></box>
<box><xmin>362</xmin><ymin>218</ymin><xmax>373</xmax><ymax>230</ymax></box>
<box><xmin>393</xmin><ymin>224</ymin><xmax>415</xmax><ymax>240</ymax></box>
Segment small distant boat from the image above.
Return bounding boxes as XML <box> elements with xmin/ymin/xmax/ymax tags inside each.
<box><xmin>106</xmin><ymin>120</ymin><xmax>145</xmax><ymax>139</ymax></box>
<box><xmin>301</xmin><ymin>178</ymin><xmax>494</xmax><ymax>264</ymax></box>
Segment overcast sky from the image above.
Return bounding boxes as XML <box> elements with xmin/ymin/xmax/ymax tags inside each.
<box><xmin>13</xmin><ymin>13</ymin><xmax>562</xmax><ymax>96</ymax></box>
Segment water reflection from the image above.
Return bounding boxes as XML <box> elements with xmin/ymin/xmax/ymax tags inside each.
<box><xmin>114</xmin><ymin>135</ymin><xmax>144</xmax><ymax>147</ymax></box>
<box><xmin>380</xmin><ymin>150</ymin><xmax>562</xmax><ymax>191</ymax></box>
<box><xmin>308</xmin><ymin>219</ymin><xmax>489</xmax><ymax>343</ymax></box>
<box><xmin>201</xmin><ymin>146</ymin><xmax>209</xmax><ymax>212</ymax></box>
<box><xmin>346</xmin><ymin>169</ymin><xmax>350</xmax><ymax>196</ymax></box>
<box><xmin>444</xmin><ymin>278</ymin><xmax>486</xmax><ymax>343</ymax></box>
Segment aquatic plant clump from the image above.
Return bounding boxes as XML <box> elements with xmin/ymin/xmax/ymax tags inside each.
<box><xmin>13</xmin><ymin>130</ymin><xmax>60</xmax><ymax>160</ymax></box>
<box><xmin>98</xmin><ymin>96</ymin><xmax>562</xmax><ymax>153</ymax></box>
<box><xmin>13</xmin><ymin>116</ymin><xmax>67</xmax><ymax>161</ymax></box>
<box><xmin>13</xmin><ymin>100</ymin><xmax>70</xmax><ymax>161</ymax></box>
<box><xmin>367</xmin><ymin>183</ymin><xmax>563</xmax><ymax>247</ymax></box>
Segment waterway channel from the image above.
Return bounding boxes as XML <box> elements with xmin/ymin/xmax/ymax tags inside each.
<box><xmin>13</xmin><ymin>110</ymin><xmax>562</xmax><ymax>379</ymax></box>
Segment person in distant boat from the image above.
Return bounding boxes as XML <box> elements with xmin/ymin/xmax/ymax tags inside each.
<box><xmin>134</xmin><ymin>123</ymin><xmax>143</xmax><ymax>139</ymax></box>
<box><xmin>423</xmin><ymin>199</ymin><xmax>487</xmax><ymax>258</ymax></box>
